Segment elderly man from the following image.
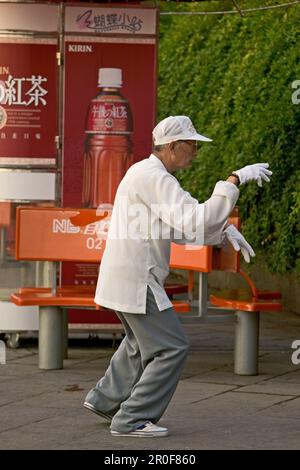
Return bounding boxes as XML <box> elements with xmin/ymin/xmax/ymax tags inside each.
<box><xmin>84</xmin><ymin>115</ymin><xmax>272</xmax><ymax>438</ymax></box>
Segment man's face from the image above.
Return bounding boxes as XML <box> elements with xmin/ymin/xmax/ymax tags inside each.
<box><xmin>169</xmin><ymin>140</ymin><xmax>199</xmax><ymax>170</ymax></box>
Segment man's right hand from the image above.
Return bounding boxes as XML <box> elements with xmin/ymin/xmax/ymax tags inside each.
<box><xmin>222</xmin><ymin>224</ymin><xmax>255</xmax><ymax>263</ymax></box>
<box><xmin>233</xmin><ymin>163</ymin><xmax>272</xmax><ymax>187</ymax></box>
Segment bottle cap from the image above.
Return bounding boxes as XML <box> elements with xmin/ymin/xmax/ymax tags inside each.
<box><xmin>98</xmin><ymin>68</ymin><xmax>122</xmax><ymax>88</ymax></box>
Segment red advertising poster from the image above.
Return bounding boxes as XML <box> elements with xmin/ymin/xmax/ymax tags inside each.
<box><xmin>62</xmin><ymin>4</ymin><xmax>158</xmax><ymax>325</ymax></box>
<box><xmin>63</xmin><ymin>38</ymin><xmax>157</xmax><ymax>207</ymax></box>
<box><xmin>0</xmin><ymin>38</ymin><xmax>58</xmax><ymax>166</ymax></box>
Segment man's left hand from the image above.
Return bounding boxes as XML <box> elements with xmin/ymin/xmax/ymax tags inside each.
<box><xmin>222</xmin><ymin>224</ymin><xmax>255</xmax><ymax>263</ymax></box>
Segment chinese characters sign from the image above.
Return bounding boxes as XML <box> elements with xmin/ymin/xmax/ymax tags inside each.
<box><xmin>0</xmin><ymin>40</ymin><xmax>57</xmax><ymax>165</ymax></box>
<box><xmin>0</xmin><ymin>75</ymin><xmax>48</xmax><ymax>107</ymax></box>
<box><xmin>76</xmin><ymin>10</ymin><xmax>143</xmax><ymax>34</ymax></box>
<box><xmin>86</xmin><ymin>101</ymin><xmax>129</xmax><ymax>133</ymax></box>
<box><xmin>65</xmin><ymin>6</ymin><xmax>157</xmax><ymax>35</ymax></box>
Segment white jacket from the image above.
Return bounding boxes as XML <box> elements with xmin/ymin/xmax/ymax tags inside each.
<box><xmin>94</xmin><ymin>154</ymin><xmax>239</xmax><ymax>313</ymax></box>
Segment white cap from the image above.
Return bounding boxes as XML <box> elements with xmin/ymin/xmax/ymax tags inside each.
<box><xmin>152</xmin><ymin>115</ymin><xmax>212</xmax><ymax>146</ymax></box>
<box><xmin>98</xmin><ymin>68</ymin><xmax>122</xmax><ymax>88</ymax></box>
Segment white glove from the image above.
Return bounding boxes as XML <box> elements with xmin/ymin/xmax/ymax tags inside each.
<box><xmin>222</xmin><ymin>224</ymin><xmax>255</xmax><ymax>263</ymax></box>
<box><xmin>233</xmin><ymin>163</ymin><xmax>272</xmax><ymax>187</ymax></box>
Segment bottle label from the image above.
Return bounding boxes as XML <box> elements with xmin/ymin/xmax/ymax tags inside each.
<box><xmin>86</xmin><ymin>100</ymin><xmax>131</xmax><ymax>134</ymax></box>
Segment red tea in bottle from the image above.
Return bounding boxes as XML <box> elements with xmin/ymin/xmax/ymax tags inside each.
<box><xmin>82</xmin><ymin>68</ymin><xmax>133</xmax><ymax>207</ymax></box>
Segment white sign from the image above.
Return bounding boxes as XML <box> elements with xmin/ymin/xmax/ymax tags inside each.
<box><xmin>0</xmin><ymin>171</ymin><xmax>56</xmax><ymax>201</ymax></box>
<box><xmin>0</xmin><ymin>3</ymin><xmax>58</xmax><ymax>32</ymax></box>
<box><xmin>65</xmin><ymin>6</ymin><xmax>157</xmax><ymax>36</ymax></box>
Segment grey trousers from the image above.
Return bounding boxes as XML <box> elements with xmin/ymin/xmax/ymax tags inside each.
<box><xmin>85</xmin><ymin>286</ymin><xmax>189</xmax><ymax>433</ymax></box>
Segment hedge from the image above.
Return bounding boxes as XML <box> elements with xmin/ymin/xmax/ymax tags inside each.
<box><xmin>157</xmin><ymin>0</ymin><xmax>300</xmax><ymax>276</ymax></box>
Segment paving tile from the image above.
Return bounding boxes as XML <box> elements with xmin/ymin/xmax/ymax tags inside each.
<box><xmin>0</xmin><ymin>403</ymin><xmax>63</xmax><ymax>436</ymax></box>
<box><xmin>187</xmin><ymin>390</ymin><xmax>295</xmax><ymax>418</ymax></box>
<box><xmin>237</xmin><ymin>382</ymin><xmax>300</xmax><ymax>396</ymax></box>
<box><xmin>257</xmin><ymin>395</ymin><xmax>300</xmax><ymax>420</ymax></box>
<box><xmin>172</xmin><ymin>380</ymin><xmax>237</xmax><ymax>404</ymax></box>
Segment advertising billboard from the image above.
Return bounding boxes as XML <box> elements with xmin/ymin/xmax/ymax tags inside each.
<box><xmin>62</xmin><ymin>4</ymin><xmax>158</xmax><ymax>324</ymax></box>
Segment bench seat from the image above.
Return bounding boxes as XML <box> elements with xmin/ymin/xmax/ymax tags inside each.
<box><xmin>210</xmin><ymin>288</ymin><xmax>282</xmax><ymax>375</ymax></box>
<box><xmin>210</xmin><ymin>289</ymin><xmax>282</xmax><ymax>312</ymax></box>
<box><xmin>165</xmin><ymin>283</ymin><xmax>189</xmax><ymax>296</ymax></box>
<box><xmin>11</xmin><ymin>290</ymin><xmax>190</xmax><ymax>313</ymax></box>
<box><xmin>11</xmin><ymin>287</ymin><xmax>190</xmax><ymax>371</ymax></box>
<box><xmin>19</xmin><ymin>283</ymin><xmax>189</xmax><ymax>296</ymax></box>
<box><xmin>11</xmin><ymin>292</ymin><xmax>97</xmax><ymax>308</ymax></box>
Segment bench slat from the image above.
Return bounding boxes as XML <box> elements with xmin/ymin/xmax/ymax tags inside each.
<box><xmin>11</xmin><ymin>292</ymin><xmax>97</xmax><ymax>307</ymax></box>
<box><xmin>11</xmin><ymin>292</ymin><xmax>190</xmax><ymax>313</ymax></box>
<box><xmin>210</xmin><ymin>293</ymin><xmax>282</xmax><ymax>312</ymax></box>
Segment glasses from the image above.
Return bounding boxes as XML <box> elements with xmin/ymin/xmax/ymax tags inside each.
<box><xmin>178</xmin><ymin>140</ymin><xmax>198</xmax><ymax>150</ymax></box>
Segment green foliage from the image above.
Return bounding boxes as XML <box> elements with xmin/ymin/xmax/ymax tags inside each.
<box><xmin>157</xmin><ymin>0</ymin><xmax>300</xmax><ymax>275</ymax></box>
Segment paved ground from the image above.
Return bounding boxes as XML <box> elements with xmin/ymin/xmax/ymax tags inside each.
<box><xmin>0</xmin><ymin>309</ymin><xmax>300</xmax><ymax>450</ymax></box>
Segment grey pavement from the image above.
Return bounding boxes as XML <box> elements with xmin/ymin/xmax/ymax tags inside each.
<box><xmin>0</xmin><ymin>309</ymin><xmax>300</xmax><ymax>450</ymax></box>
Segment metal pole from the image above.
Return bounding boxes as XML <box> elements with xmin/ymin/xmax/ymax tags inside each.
<box><xmin>0</xmin><ymin>227</ymin><xmax>6</xmax><ymax>262</ymax></box>
<box><xmin>39</xmin><ymin>306</ymin><xmax>63</xmax><ymax>370</ymax></box>
<box><xmin>51</xmin><ymin>261</ymin><xmax>57</xmax><ymax>295</ymax></box>
<box><xmin>62</xmin><ymin>308</ymin><xmax>68</xmax><ymax>359</ymax></box>
<box><xmin>55</xmin><ymin>1</ymin><xmax>65</xmax><ymax>207</ymax></box>
<box><xmin>198</xmin><ymin>272</ymin><xmax>208</xmax><ymax>317</ymax></box>
<box><xmin>0</xmin><ymin>339</ymin><xmax>6</xmax><ymax>365</ymax></box>
<box><xmin>234</xmin><ymin>310</ymin><xmax>260</xmax><ymax>375</ymax></box>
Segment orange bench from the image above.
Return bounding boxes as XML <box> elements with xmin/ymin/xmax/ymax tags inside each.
<box><xmin>0</xmin><ymin>201</ymin><xmax>12</xmax><ymax>261</ymax></box>
<box><xmin>170</xmin><ymin>207</ymin><xmax>282</xmax><ymax>375</ymax></box>
<box><xmin>10</xmin><ymin>206</ymin><xmax>282</xmax><ymax>374</ymax></box>
<box><xmin>10</xmin><ymin>206</ymin><xmax>194</xmax><ymax>369</ymax></box>
<box><xmin>208</xmin><ymin>209</ymin><xmax>282</xmax><ymax>375</ymax></box>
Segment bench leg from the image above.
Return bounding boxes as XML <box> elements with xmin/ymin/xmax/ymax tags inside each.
<box><xmin>39</xmin><ymin>307</ymin><xmax>63</xmax><ymax>370</ymax></box>
<box><xmin>198</xmin><ymin>272</ymin><xmax>208</xmax><ymax>317</ymax></box>
<box><xmin>62</xmin><ymin>308</ymin><xmax>68</xmax><ymax>360</ymax></box>
<box><xmin>234</xmin><ymin>310</ymin><xmax>260</xmax><ymax>375</ymax></box>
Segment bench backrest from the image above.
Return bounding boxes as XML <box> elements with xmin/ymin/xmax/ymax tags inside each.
<box><xmin>15</xmin><ymin>206</ymin><xmax>240</xmax><ymax>273</ymax></box>
<box><xmin>212</xmin><ymin>206</ymin><xmax>240</xmax><ymax>273</ymax></box>
<box><xmin>170</xmin><ymin>244</ymin><xmax>212</xmax><ymax>273</ymax></box>
<box><xmin>170</xmin><ymin>207</ymin><xmax>240</xmax><ymax>274</ymax></box>
<box><xmin>15</xmin><ymin>207</ymin><xmax>108</xmax><ymax>262</ymax></box>
<box><xmin>0</xmin><ymin>202</ymin><xmax>12</xmax><ymax>227</ymax></box>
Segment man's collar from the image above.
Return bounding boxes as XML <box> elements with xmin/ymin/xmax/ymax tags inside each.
<box><xmin>149</xmin><ymin>153</ymin><xmax>168</xmax><ymax>171</ymax></box>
